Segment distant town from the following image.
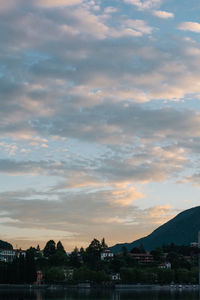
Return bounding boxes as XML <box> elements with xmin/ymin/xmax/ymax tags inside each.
<box><xmin>0</xmin><ymin>238</ymin><xmax>199</xmax><ymax>285</ymax></box>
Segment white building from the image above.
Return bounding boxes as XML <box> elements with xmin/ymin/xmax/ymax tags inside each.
<box><xmin>111</xmin><ymin>273</ymin><xmax>120</xmax><ymax>280</ymax></box>
<box><xmin>101</xmin><ymin>249</ymin><xmax>114</xmax><ymax>261</ymax></box>
<box><xmin>0</xmin><ymin>249</ymin><xmax>26</xmax><ymax>263</ymax></box>
<box><xmin>0</xmin><ymin>250</ymin><xmax>16</xmax><ymax>262</ymax></box>
<box><xmin>158</xmin><ymin>262</ymin><xmax>171</xmax><ymax>269</ymax></box>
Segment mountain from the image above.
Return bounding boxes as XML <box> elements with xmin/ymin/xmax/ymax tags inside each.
<box><xmin>0</xmin><ymin>240</ymin><xmax>13</xmax><ymax>250</ymax></box>
<box><xmin>110</xmin><ymin>206</ymin><xmax>200</xmax><ymax>253</ymax></box>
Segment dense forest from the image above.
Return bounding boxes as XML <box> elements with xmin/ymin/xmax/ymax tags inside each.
<box><xmin>0</xmin><ymin>239</ymin><xmax>199</xmax><ymax>284</ymax></box>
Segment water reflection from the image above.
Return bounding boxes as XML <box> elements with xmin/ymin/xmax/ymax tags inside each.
<box><xmin>112</xmin><ymin>292</ymin><xmax>121</xmax><ymax>300</ymax></box>
<box><xmin>36</xmin><ymin>290</ymin><xmax>42</xmax><ymax>300</ymax></box>
<box><xmin>0</xmin><ymin>289</ymin><xmax>199</xmax><ymax>300</ymax></box>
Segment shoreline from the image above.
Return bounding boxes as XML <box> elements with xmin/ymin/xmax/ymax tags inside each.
<box><xmin>115</xmin><ymin>284</ymin><xmax>199</xmax><ymax>290</ymax></box>
<box><xmin>0</xmin><ymin>284</ymin><xmax>199</xmax><ymax>291</ymax></box>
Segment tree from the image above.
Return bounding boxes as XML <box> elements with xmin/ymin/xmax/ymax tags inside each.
<box><xmin>0</xmin><ymin>240</ymin><xmax>13</xmax><ymax>250</ymax></box>
<box><xmin>157</xmin><ymin>268</ymin><xmax>174</xmax><ymax>284</ymax></box>
<box><xmin>121</xmin><ymin>246</ymin><xmax>128</xmax><ymax>257</ymax></box>
<box><xmin>131</xmin><ymin>247</ymin><xmax>142</xmax><ymax>254</ymax></box>
<box><xmin>69</xmin><ymin>247</ymin><xmax>81</xmax><ymax>268</ymax></box>
<box><xmin>101</xmin><ymin>238</ymin><xmax>108</xmax><ymax>250</ymax></box>
<box><xmin>73</xmin><ymin>266</ymin><xmax>109</xmax><ymax>283</ymax></box>
<box><xmin>44</xmin><ymin>267</ymin><xmax>65</xmax><ymax>282</ymax></box>
<box><xmin>167</xmin><ymin>252</ymin><xmax>191</xmax><ymax>269</ymax></box>
<box><xmin>175</xmin><ymin>268</ymin><xmax>191</xmax><ymax>283</ymax></box>
<box><xmin>139</xmin><ymin>243</ymin><xmax>146</xmax><ymax>254</ymax></box>
<box><xmin>57</xmin><ymin>241</ymin><xmax>65</xmax><ymax>254</ymax></box>
<box><xmin>151</xmin><ymin>247</ymin><xmax>164</xmax><ymax>262</ymax></box>
<box><xmin>110</xmin><ymin>256</ymin><xmax>125</xmax><ymax>272</ymax></box>
<box><xmin>25</xmin><ymin>248</ymin><xmax>37</xmax><ymax>283</ymax></box>
<box><xmin>48</xmin><ymin>252</ymin><xmax>68</xmax><ymax>266</ymax></box>
<box><xmin>43</xmin><ymin>240</ymin><xmax>56</xmax><ymax>257</ymax></box>
<box><xmin>85</xmin><ymin>239</ymin><xmax>102</xmax><ymax>269</ymax></box>
<box><xmin>79</xmin><ymin>247</ymin><xmax>85</xmax><ymax>262</ymax></box>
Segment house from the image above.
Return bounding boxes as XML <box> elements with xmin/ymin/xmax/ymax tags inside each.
<box><xmin>36</xmin><ymin>270</ymin><xmax>43</xmax><ymax>285</ymax></box>
<box><xmin>15</xmin><ymin>249</ymin><xmax>26</xmax><ymax>258</ymax></box>
<box><xmin>64</xmin><ymin>268</ymin><xmax>74</xmax><ymax>280</ymax></box>
<box><xmin>101</xmin><ymin>249</ymin><xmax>114</xmax><ymax>261</ymax></box>
<box><xmin>158</xmin><ymin>262</ymin><xmax>171</xmax><ymax>269</ymax></box>
<box><xmin>111</xmin><ymin>273</ymin><xmax>120</xmax><ymax>281</ymax></box>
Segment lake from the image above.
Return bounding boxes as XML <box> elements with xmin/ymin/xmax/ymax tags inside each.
<box><xmin>0</xmin><ymin>289</ymin><xmax>199</xmax><ymax>300</ymax></box>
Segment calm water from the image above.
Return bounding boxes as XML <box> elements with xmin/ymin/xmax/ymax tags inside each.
<box><xmin>0</xmin><ymin>289</ymin><xmax>199</xmax><ymax>300</ymax></box>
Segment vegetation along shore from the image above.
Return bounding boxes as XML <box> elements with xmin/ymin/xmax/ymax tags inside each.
<box><xmin>0</xmin><ymin>237</ymin><xmax>199</xmax><ymax>286</ymax></box>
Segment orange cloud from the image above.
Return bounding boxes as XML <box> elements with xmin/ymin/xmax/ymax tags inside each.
<box><xmin>35</xmin><ymin>0</ymin><xmax>83</xmax><ymax>7</ymax></box>
<box><xmin>143</xmin><ymin>204</ymin><xmax>174</xmax><ymax>225</ymax></box>
<box><xmin>110</xmin><ymin>185</ymin><xmax>145</xmax><ymax>206</ymax></box>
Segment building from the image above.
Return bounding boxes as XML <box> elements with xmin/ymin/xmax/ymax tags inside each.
<box><xmin>0</xmin><ymin>250</ymin><xmax>16</xmax><ymax>262</ymax></box>
<box><xmin>15</xmin><ymin>249</ymin><xmax>26</xmax><ymax>258</ymax></box>
<box><xmin>101</xmin><ymin>249</ymin><xmax>114</xmax><ymax>261</ymax></box>
<box><xmin>36</xmin><ymin>270</ymin><xmax>43</xmax><ymax>285</ymax></box>
<box><xmin>111</xmin><ymin>273</ymin><xmax>120</xmax><ymax>280</ymax></box>
<box><xmin>64</xmin><ymin>268</ymin><xmax>74</xmax><ymax>280</ymax></box>
<box><xmin>158</xmin><ymin>262</ymin><xmax>171</xmax><ymax>269</ymax></box>
<box><xmin>0</xmin><ymin>249</ymin><xmax>26</xmax><ymax>263</ymax></box>
<box><xmin>129</xmin><ymin>252</ymin><xmax>154</xmax><ymax>264</ymax></box>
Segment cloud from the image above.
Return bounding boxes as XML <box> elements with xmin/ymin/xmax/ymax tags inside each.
<box><xmin>124</xmin><ymin>0</ymin><xmax>162</xmax><ymax>10</ymax></box>
<box><xmin>0</xmin><ymin>0</ymin><xmax>200</xmax><ymax>250</ymax></box>
<box><xmin>1</xmin><ymin>2</ymin><xmax>200</xmax><ymax>125</ymax></box>
<box><xmin>68</xmin><ymin>7</ymin><xmax>109</xmax><ymax>39</ymax></box>
<box><xmin>180</xmin><ymin>173</ymin><xmax>200</xmax><ymax>186</ymax></box>
<box><xmin>0</xmin><ymin>142</ymin><xmax>18</xmax><ymax>157</ymax></box>
<box><xmin>0</xmin><ymin>141</ymin><xmax>188</xmax><ymax>190</ymax></box>
<box><xmin>0</xmin><ymin>102</ymin><xmax>198</xmax><ymax>187</ymax></box>
<box><xmin>35</xmin><ymin>0</ymin><xmax>83</xmax><ymax>7</ymax></box>
<box><xmin>125</xmin><ymin>19</ymin><xmax>153</xmax><ymax>35</ymax></box>
<box><xmin>0</xmin><ymin>0</ymin><xmax>21</xmax><ymax>12</ymax></box>
<box><xmin>0</xmin><ymin>159</ymin><xmax>68</xmax><ymax>176</ymax></box>
<box><xmin>106</xmin><ymin>184</ymin><xmax>145</xmax><ymax>206</ymax></box>
<box><xmin>95</xmin><ymin>145</ymin><xmax>187</xmax><ymax>184</ymax></box>
<box><xmin>178</xmin><ymin>22</ymin><xmax>200</xmax><ymax>33</ymax></box>
<box><xmin>153</xmin><ymin>10</ymin><xmax>174</xmax><ymax>19</ymax></box>
<box><xmin>138</xmin><ymin>205</ymin><xmax>175</xmax><ymax>226</ymax></box>
<box><xmin>0</xmin><ymin>188</ymin><xmax>175</xmax><ymax>250</ymax></box>
<box><xmin>104</xmin><ymin>7</ymin><xmax>118</xmax><ymax>14</ymax></box>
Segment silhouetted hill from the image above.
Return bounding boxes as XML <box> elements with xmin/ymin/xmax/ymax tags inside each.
<box><xmin>0</xmin><ymin>240</ymin><xmax>13</xmax><ymax>250</ymax></box>
<box><xmin>110</xmin><ymin>206</ymin><xmax>200</xmax><ymax>253</ymax></box>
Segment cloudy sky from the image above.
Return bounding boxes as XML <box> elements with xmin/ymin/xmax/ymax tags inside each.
<box><xmin>1</xmin><ymin>0</ymin><xmax>200</xmax><ymax>251</ymax></box>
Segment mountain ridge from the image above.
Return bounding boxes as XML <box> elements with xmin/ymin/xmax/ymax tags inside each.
<box><xmin>110</xmin><ymin>206</ymin><xmax>200</xmax><ymax>253</ymax></box>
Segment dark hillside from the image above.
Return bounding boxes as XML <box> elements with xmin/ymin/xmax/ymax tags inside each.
<box><xmin>110</xmin><ymin>206</ymin><xmax>200</xmax><ymax>253</ymax></box>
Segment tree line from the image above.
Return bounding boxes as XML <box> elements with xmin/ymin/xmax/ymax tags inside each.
<box><xmin>0</xmin><ymin>239</ymin><xmax>199</xmax><ymax>284</ymax></box>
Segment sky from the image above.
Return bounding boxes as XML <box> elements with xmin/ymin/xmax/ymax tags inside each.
<box><xmin>1</xmin><ymin>0</ymin><xmax>200</xmax><ymax>251</ymax></box>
